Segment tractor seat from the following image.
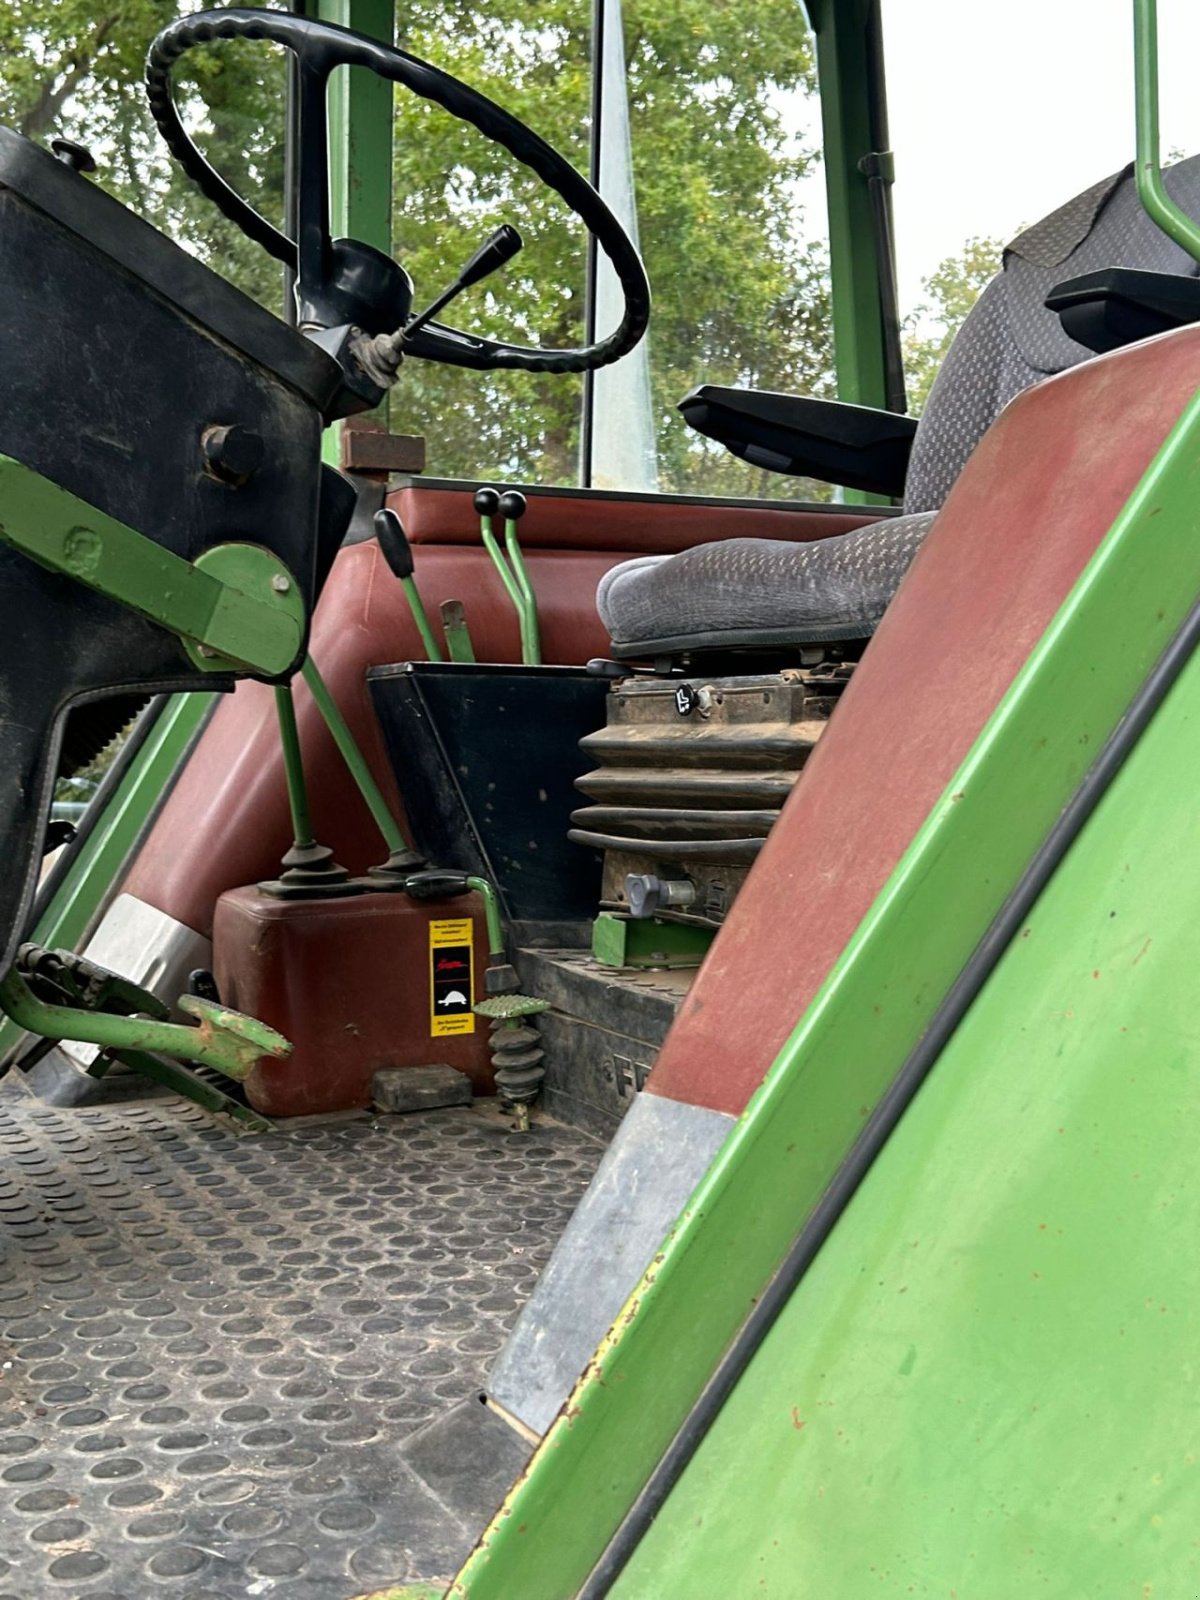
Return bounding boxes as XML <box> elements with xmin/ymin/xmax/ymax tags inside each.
<box><xmin>599</xmin><ymin>155</ymin><xmax>1200</xmax><ymax>658</ymax></box>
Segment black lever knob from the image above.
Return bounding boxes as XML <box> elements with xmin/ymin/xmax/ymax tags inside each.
<box><xmin>50</xmin><ymin>138</ymin><xmax>96</xmax><ymax>175</ymax></box>
<box><xmin>403</xmin><ymin>868</ymin><xmax>472</xmax><ymax>901</ymax></box>
<box><xmin>457</xmin><ymin>224</ymin><xmax>523</xmax><ymax>292</ymax></box>
<box><xmin>373</xmin><ymin>508</ymin><xmax>415</xmax><ymax>580</ymax></box>
<box><xmin>497</xmin><ymin>489</ymin><xmax>527</xmax><ymax>521</ymax></box>
<box><xmin>473</xmin><ymin>486</ymin><xmax>501</xmax><ymax>518</ymax></box>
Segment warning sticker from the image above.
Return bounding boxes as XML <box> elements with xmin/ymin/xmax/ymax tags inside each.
<box><xmin>430</xmin><ymin>917</ymin><xmax>476</xmax><ymax>1037</ymax></box>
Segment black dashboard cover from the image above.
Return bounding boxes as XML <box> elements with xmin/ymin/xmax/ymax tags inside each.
<box><xmin>0</xmin><ymin>127</ymin><xmax>348</xmax><ymax>973</ymax></box>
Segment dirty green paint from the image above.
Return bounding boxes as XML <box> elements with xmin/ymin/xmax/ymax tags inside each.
<box><xmin>447</xmin><ymin>384</ymin><xmax>1200</xmax><ymax>1599</ymax></box>
<box><xmin>353</xmin><ymin>1586</ymin><xmax>446</xmax><ymax>1600</ymax></box>
<box><xmin>100</xmin><ymin>1048</ymin><xmax>275</xmax><ymax>1133</ymax></box>
<box><xmin>591</xmin><ymin>911</ymin><xmax>713</xmax><ymax>970</ymax></box>
<box><xmin>440</xmin><ymin>600</ymin><xmax>476</xmax><ymax>663</ymax></box>
<box><xmin>0</xmin><ymin>970</ymin><xmax>290</xmax><ymax>1079</ymax></box>
<box><xmin>0</xmin><ymin>457</ymin><xmax>304</xmax><ymax>675</ymax></box>
<box><xmin>611</xmin><ymin>568</ymin><xmax>1200</xmax><ymax>1596</ymax></box>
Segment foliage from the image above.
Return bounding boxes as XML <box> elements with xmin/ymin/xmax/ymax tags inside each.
<box><xmin>902</xmin><ymin>234</ymin><xmax>1003</xmax><ymax>414</ymax></box>
<box><xmin>0</xmin><ymin>0</ymin><xmax>833</xmax><ymax>497</ymax></box>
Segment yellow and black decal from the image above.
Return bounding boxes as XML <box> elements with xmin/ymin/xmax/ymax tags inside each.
<box><xmin>429</xmin><ymin>917</ymin><xmax>476</xmax><ymax>1037</ymax></box>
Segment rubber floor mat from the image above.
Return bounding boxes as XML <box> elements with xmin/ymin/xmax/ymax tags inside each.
<box><xmin>0</xmin><ymin>1079</ymin><xmax>602</xmax><ymax>1598</ymax></box>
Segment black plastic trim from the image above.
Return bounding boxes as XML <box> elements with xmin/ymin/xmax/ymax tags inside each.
<box><xmin>679</xmin><ymin>384</ymin><xmax>917</xmax><ymax>496</ymax></box>
<box><xmin>0</xmin><ymin>127</ymin><xmax>341</xmax><ymax>409</ymax></box>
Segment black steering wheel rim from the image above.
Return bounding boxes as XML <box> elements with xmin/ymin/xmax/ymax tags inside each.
<box><xmin>144</xmin><ymin>6</ymin><xmax>651</xmax><ymax>374</ymax></box>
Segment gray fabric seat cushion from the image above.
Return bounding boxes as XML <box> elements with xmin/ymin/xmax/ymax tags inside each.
<box><xmin>601</xmin><ymin>155</ymin><xmax>1200</xmax><ymax>655</ymax></box>
<box><xmin>597</xmin><ymin>511</ymin><xmax>936</xmax><ymax>652</ymax></box>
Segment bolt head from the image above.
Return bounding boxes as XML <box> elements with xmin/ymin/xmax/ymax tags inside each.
<box><xmin>202</xmin><ymin>424</ymin><xmax>265</xmax><ymax>486</ymax></box>
<box><xmin>271</xmin><ymin>572</ymin><xmax>291</xmax><ymax>593</ymax></box>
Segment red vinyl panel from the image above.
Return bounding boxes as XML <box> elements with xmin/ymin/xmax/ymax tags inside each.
<box><xmin>647</xmin><ymin>328</ymin><xmax>1200</xmax><ymax>1116</ymax></box>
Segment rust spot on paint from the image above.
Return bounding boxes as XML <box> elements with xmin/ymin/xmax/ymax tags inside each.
<box><xmin>790</xmin><ymin>1407</ymin><xmax>806</xmax><ymax>1430</ymax></box>
<box><xmin>1091</xmin><ymin>969</ymin><xmax>1100</xmax><ymax>979</ymax></box>
<box><xmin>1020</xmin><ymin>926</ymin><xmax>1032</xmax><ymax>938</ymax></box>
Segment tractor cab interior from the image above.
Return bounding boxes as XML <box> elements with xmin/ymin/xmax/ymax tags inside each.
<box><xmin>3</xmin><ymin>2</ymin><xmax>1200</xmax><ymax>1596</ymax></box>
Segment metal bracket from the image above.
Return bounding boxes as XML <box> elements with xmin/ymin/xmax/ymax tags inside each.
<box><xmin>0</xmin><ymin>966</ymin><xmax>290</xmax><ymax>1080</ymax></box>
<box><xmin>0</xmin><ymin>454</ymin><xmax>306</xmax><ymax>677</ymax></box>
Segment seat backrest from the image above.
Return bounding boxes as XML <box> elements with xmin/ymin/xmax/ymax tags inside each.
<box><xmin>903</xmin><ymin>155</ymin><xmax>1200</xmax><ymax>516</ymax></box>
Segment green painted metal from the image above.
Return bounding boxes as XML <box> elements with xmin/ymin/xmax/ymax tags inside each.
<box><xmin>0</xmin><ymin>457</ymin><xmax>305</xmax><ymax>676</ymax></box>
<box><xmin>440</xmin><ymin>600</ymin><xmax>476</xmax><ymax>663</ymax></box>
<box><xmin>402</xmin><ymin>575</ymin><xmax>445</xmax><ymax>662</ymax></box>
<box><xmin>99</xmin><ymin>1048</ymin><xmax>275</xmax><ymax>1133</ymax></box>
<box><xmin>610</xmin><ymin>597</ymin><xmax>1200</xmax><ymax>1596</ymax></box>
<box><xmin>318</xmin><ymin>0</ymin><xmax>395</xmax><ymax>456</ymax></box>
<box><xmin>591</xmin><ymin>911</ymin><xmax>713</xmax><ymax>970</ymax></box>
<box><xmin>1135</xmin><ymin>0</ymin><xmax>1200</xmax><ymax>265</ymax></box>
<box><xmin>479</xmin><ymin>511</ymin><xmax>541</xmax><ymax>664</ymax></box>
<box><xmin>274</xmin><ymin>683</ymin><xmax>319</xmax><ymax>848</ymax></box>
<box><xmin>0</xmin><ymin>969</ymin><xmax>291</xmax><ymax>1077</ymax></box>
<box><xmin>472</xmin><ymin>992</ymin><xmax>548</xmax><ymax>1022</ymax></box>
<box><xmin>465</xmin><ymin>875</ymin><xmax>505</xmax><ymax>958</ymax></box>
<box><xmin>805</xmin><ymin>0</ymin><xmax>890</xmax><ymax>439</ymax></box>
<box><xmin>0</xmin><ymin>692</ymin><xmax>216</xmax><ymax>1064</ymax></box>
<box><xmin>319</xmin><ymin>0</ymin><xmax>395</xmax><ymax>251</ymax></box>
<box><xmin>352</xmin><ymin>1587</ymin><xmax>445</xmax><ymax>1600</ymax></box>
<box><xmin>446</xmin><ymin>387</ymin><xmax>1200</xmax><ymax>1599</ymax></box>
<box><xmin>503</xmin><ymin>515</ymin><xmax>541</xmax><ymax>665</ymax></box>
<box><xmin>300</xmin><ymin>653</ymin><xmax>411</xmax><ymax>857</ymax></box>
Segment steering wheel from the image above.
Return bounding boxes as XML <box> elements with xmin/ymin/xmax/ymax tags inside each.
<box><xmin>145</xmin><ymin>7</ymin><xmax>650</xmax><ymax>374</ymax></box>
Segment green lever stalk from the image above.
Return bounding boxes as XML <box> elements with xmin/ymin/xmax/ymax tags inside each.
<box><xmin>504</xmin><ymin>516</ymin><xmax>541</xmax><ymax>665</ymax></box>
<box><xmin>0</xmin><ymin>969</ymin><xmax>290</xmax><ymax>1079</ymax></box>
<box><xmin>300</xmin><ymin>654</ymin><xmax>412</xmax><ymax>858</ymax></box>
<box><xmin>466</xmin><ymin>874</ymin><xmax>506</xmax><ymax>958</ymax></box>
<box><xmin>402</xmin><ymin>575</ymin><xmax>444</xmax><ymax>662</ymax></box>
<box><xmin>274</xmin><ymin>683</ymin><xmax>317</xmax><ymax>848</ymax></box>
<box><xmin>1134</xmin><ymin>0</ymin><xmax>1200</xmax><ymax>264</ymax></box>
<box><xmin>480</xmin><ymin>511</ymin><xmax>530</xmax><ymax>642</ymax></box>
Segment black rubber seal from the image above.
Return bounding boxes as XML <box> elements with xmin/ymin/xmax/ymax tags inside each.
<box><xmin>579</xmin><ymin>590</ymin><xmax>1200</xmax><ymax>1597</ymax></box>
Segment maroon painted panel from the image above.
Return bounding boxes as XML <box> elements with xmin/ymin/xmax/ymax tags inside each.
<box><xmin>648</xmin><ymin>330</ymin><xmax>1200</xmax><ymax>1116</ymax></box>
<box><xmin>392</xmin><ymin>481</ymin><xmax>881</xmax><ymax>552</ymax></box>
<box><xmin>214</xmin><ymin>886</ymin><xmax>493</xmax><ymax>1116</ymax></box>
<box><xmin>123</xmin><ymin>539</ymin><xmax>637</xmax><ymax>935</ymax></box>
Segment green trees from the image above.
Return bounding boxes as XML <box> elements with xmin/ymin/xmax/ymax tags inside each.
<box><xmin>0</xmin><ymin>0</ymin><xmax>833</xmax><ymax>496</ymax></box>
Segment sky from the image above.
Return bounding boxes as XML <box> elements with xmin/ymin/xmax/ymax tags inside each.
<box><xmin>801</xmin><ymin>0</ymin><xmax>1200</xmax><ymax>316</ymax></box>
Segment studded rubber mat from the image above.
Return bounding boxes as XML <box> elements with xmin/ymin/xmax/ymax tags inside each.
<box><xmin>0</xmin><ymin>1079</ymin><xmax>602</xmax><ymax>1598</ymax></box>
